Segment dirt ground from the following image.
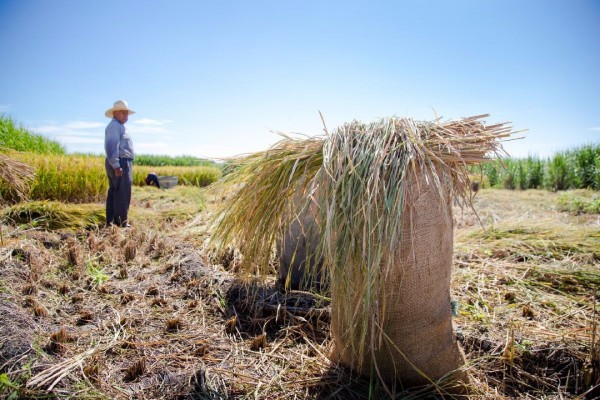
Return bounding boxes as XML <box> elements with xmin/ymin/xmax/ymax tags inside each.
<box><xmin>0</xmin><ymin>187</ymin><xmax>598</xmax><ymax>399</ymax></box>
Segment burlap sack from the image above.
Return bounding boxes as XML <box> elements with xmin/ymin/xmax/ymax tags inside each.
<box><xmin>330</xmin><ymin>165</ymin><xmax>468</xmax><ymax>389</ymax></box>
<box><xmin>277</xmin><ymin>213</ymin><xmax>323</xmax><ymax>290</ymax></box>
<box><xmin>277</xmin><ymin>188</ymin><xmax>325</xmax><ymax>290</ymax></box>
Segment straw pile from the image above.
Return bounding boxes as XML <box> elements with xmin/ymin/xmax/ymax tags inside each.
<box><xmin>211</xmin><ymin>114</ymin><xmax>515</xmax><ymax>392</ymax></box>
<box><xmin>0</xmin><ymin>152</ymin><xmax>35</xmax><ymax>201</ymax></box>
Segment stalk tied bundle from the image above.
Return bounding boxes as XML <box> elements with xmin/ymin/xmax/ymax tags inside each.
<box><xmin>211</xmin><ymin>114</ymin><xmax>516</xmax><ymax>379</ymax></box>
<box><xmin>317</xmin><ymin>115</ymin><xmax>513</xmax><ymax>366</ymax></box>
<box><xmin>0</xmin><ymin>151</ymin><xmax>36</xmax><ymax>201</ymax></box>
<box><xmin>211</xmin><ymin>135</ymin><xmax>324</xmax><ymax>275</ymax></box>
<box><xmin>0</xmin><ymin>151</ymin><xmax>35</xmax><ymax>245</ymax></box>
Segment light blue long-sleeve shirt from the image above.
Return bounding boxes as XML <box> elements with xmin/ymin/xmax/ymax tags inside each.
<box><xmin>104</xmin><ymin>118</ymin><xmax>134</xmax><ymax>169</ymax></box>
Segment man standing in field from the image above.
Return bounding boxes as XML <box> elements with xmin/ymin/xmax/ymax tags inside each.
<box><xmin>104</xmin><ymin>100</ymin><xmax>135</xmax><ymax>227</ymax></box>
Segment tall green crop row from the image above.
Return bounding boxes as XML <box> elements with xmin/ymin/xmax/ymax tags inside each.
<box><xmin>482</xmin><ymin>162</ymin><xmax>500</xmax><ymax>187</ymax></box>
<box><xmin>546</xmin><ymin>153</ymin><xmax>568</xmax><ymax>191</ymax></box>
<box><xmin>502</xmin><ymin>159</ymin><xmax>518</xmax><ymax>190</ymax></box>
<box><xmin>134</xmin><ymin>154</ymin><xmax>219</xmax><ymax>167</ymax></box>
<box><xmin>571</xmin><ymin>145</ymin><xmax>598</xmax><ymax>189</ymax></box>
<box><xmin>526</xmin><ymin>156</ymin><xmax>544</xmax><ymax>189</ymax></box>
<box><xmin>544</xmin><ymin>144</ymin><xmax>599</xmax><ymax>191</ymax></box>
<box><xmin>0</xmin><ymin>114</ymin><xmax>65</xmax><ymax>154</ymax></box>
<box><xmin>473</xmin><ymin>144</ymin><xmax>599</xmax><ymax>191</ymax></box>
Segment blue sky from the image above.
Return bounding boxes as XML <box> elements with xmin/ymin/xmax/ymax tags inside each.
<box><xmin>1</xmin><ymin>0</ymin><xmax>598</xmax><ymax>159</ymax></box>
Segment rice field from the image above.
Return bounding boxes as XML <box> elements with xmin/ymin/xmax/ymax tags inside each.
<box><xmin>133</xmin><ymin>154</ymin><xmax>219</xmax><ymax>167</ymax></box>
<box><xmin>0</xmin><ymin>115</ymin><xmax>598</xmax><ymax>399</ymax></box>
<box><xmin>474</xmin><ymin>144</ymin><xmax>600</xmax><ymax>191</ymax></box>
<box><xmin>0</xmin><ymin>185</ymin><xmax>598</xmax><ymax>399</ymax></box>
<box><xmin>0</xmin><ymin>116</ymin><xmax>221</xmax><ymax>203</ymax></box>
<box><xmin>0</xmin><ymin>152</ymin><xmax>221</xmax><ymax>203</ymax></box>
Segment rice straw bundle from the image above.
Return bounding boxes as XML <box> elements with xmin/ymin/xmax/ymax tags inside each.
<box><xmin>211</xmin><ymin>115</ymin><xmax>516</xmax><ymax>391</ymax></box>
<box><xmin>0</xmin><ymin>152</ymin><xmax>35</xmax><ymax>245</ymax></box>
<box><xmin>0</xmin><ymin>151</ymin><xmax>36</xmax><ymax>201</ymax></box>
<box><xmin>316</xmin><ymin>116</ymin><xmax>510</xmax><ymax>366</ymax></box>
<box><xmin>211</xmin><ymin>135</ymin><xmax>324</xmax><ymax>275</ymax></box>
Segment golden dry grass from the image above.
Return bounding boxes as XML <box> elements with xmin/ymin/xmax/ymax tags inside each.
<box><xmin>210</xmin><ymin>115</ymin><xmax>519</xmax><ymax>383</ymax></box>
<box><xmin>0</xmin><ymin>186</ymin><xmax>597</xmax><ymax>399</ymax></box>
<box><xmin>0</xmin><ymin>152</ymin><xmax>35</xmax><ymax>201</ymax></box>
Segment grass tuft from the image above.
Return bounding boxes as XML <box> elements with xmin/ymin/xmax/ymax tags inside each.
<box><xmin>3</xmin><ymin>201</ymin><xmax>105</xmax><ymax>230</ymax></box>
<box><xmin>124</xmin><ymin>241</ymin><xmax>137</xmax><ymax>262</ymax></box>
<box><xmin>166</xmin><ymin>318</ymin><xmax>182</xmax><ymax>332</ymax></box>
<box><xmin>557</xmin><ymin>190</ymin><xmax>600</xmax><ymax>214</ymax></box>
<box><xmin>0</xmin><ymin>153</ymin><xmax>36</xmax><ymax>203</ymax></box>
<box><xmin>124</xmin><ymin>358</ymin><xmax>146</xmax><ymax>382</ymax></box>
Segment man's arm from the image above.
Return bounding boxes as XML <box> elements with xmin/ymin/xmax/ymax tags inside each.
<box><xmin>105</xmin><ymin>122</ymin><xmax>123</xmax><ymax>175</ymax></box>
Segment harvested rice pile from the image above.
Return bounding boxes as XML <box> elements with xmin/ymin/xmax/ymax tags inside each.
<box><xmin>0</xmin><ymin>152</ymin><xmax>35</xmax><ymax>202</ymax></box>
<box><xmin>212</xmin><ymin>114</ymin><xmax>517</xmax><ymax>395</ymax></box>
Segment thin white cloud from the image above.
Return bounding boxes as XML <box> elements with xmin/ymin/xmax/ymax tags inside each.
<box><xmin>589</xmin><ymin>127</ymin><xmax>600</xmax><ymax>131</ymax></box>
<box><xmin>64</xmin><ymin>121</ymin><xmax>104</xmax><ymax>130</ymax></box>
<box><xmin>135</xmin><ymin>141</ymin><xmax>174</xmax><ymax>154</ymax></box>
<box><xmin>0</xmin><ymin>104</ymin><xmax>12</xmax><ymax>112</ymax></box>
<box><xmin>32</xmin><ymin>120</ymin><xmax>105</xmax><ymax>150</ymax></box>
<box><xmin>132</xmin><ymin>126</ymin><xmax>171</xmax><ymax>135</ymax></box>
<box><xmin>131</xmin><ymin>118</ymin><xmax>173</xmax><ymax>126</ymax></box>
<box><xmin>29</xmin><ymin>118</ymin><xmax>175</xmax><ymax>153</ymax></box>
<box><xmin>129</xmin><ymin>118</ymin><xmax>173</xmax><ymax>135</ymax></box>
<box><xmin>34</xmin><ymin>121</ymin><xmax>102</xmax><ymax>136</ymax></box>
<box><xmin>35</xmin><ymin>125</ymin><xmax>63</xmax><ymax>134</ymax></box>
<box><xmin>55</xmin><ymin>136</ymin><xmax>103</xmax><ymax>145</ymax></box>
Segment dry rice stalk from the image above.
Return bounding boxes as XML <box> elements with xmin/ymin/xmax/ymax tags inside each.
<box><xmin>124</xmin><ymin>357</ymin><xmax>146</xmax><ymax>382</ymax></box>
<box><xmin>211</xmin><ymin>116</ymin><xmax>511</xmax><ymax>275</ymax></box>
<box><xmin>124</xmin><ymin>241</ymin><xmax>137</xmax><ymax>262</ymax></box>
<box><xmin>250</xmin><ymin>332</ymin><xmax>267</xmax><ymax>351</ymax></box>
<box><xmin>76</xmin><ymin>311</ymin><xmax>94</xmax><ymax>326</ymax></box>
<box><xmin>33</xmin><ymin>303</ymin><xmax>49</xmax><ymax>318</ymax></box>
<box><xmin>46</xmin><ymin>328</ymin><xmax>71</xmax><ymax>354</ymax></box>
<box><xmin>210</xmin><ymin>114</ymin><xmax>516</xmax><ymax>369</ymax></box>
<box><xmin>0</xmin><ymin>152</ymin><xmax>35</xmax><ymax>245</ymax></box>
<box><xmin>26</xmin><ymin>348</ymin><xmax>96</xmax><ymax>390</ymax></box>
<box><xmin>27</xmin><ymin>328</ymin><xmax>121</xmax><ymax>391</ymax></box>
<box><xmin>166</xmin><ymin>318</ymin><xmax>182</xmax><ymax>332</ymax></box>
<box><xmin>225</xmin><ymin>315</ymin><xmax>239</xmax><ymax>334</ymax></box>
<box><xmin>66</xmin><ymin>240</ymin><xmax>80</xmax><ymax>267</ymax></box>
<box><xmin>22</xmin><ymin>282</ymin><xmax>38</xmax><ymax>295</ymax></box>
<box><xmin>211</xmin><ymin>135</ymin><xmax>324</xmax><ymax>275</ymax></box>
<box><xmin>0</xmin><ymin>151</ymin><xmax>35</xmax><ymax>201</ymax></box>
<box><xmin>82</xmin><ymin>362</ymin><xmax>100</xmax><ymax>383</ymax></box>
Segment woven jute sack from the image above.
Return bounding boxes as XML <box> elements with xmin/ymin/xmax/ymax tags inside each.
<box><xmin>330</xmin><ymin>165</ymin><xmax>468</xmax><ymax>390</ymax></box>
<box><xmin>277</xmin><ymin>189</ymin><xmax>325</xmax><ymax>290</ymax></box>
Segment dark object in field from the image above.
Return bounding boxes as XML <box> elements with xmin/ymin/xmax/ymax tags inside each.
<box><xmin>277</xmin><ymin>194</ymin><xmax>327</xmax><ymax>291</ymax></box>
<box><xmin>145</xmin><ymin>173</ymin><xmax>178</xmax><ymax>189</ymax></box>
<box><xmin>145</xmin><ymin>173</ymin><xmax>160</xmax><ymax>187</ymax></box>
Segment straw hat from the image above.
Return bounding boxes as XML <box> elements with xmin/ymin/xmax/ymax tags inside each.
<box><xmin>105</xmin><ymin>100</ymin><xmax>136</xmax><ymax>118</ymax></box>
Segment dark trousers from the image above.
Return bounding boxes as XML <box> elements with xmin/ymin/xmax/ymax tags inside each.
<box><xmin>105</xmin><ymin>158</ymin><xmax>133</xmax><ymax>227</ymax></box>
